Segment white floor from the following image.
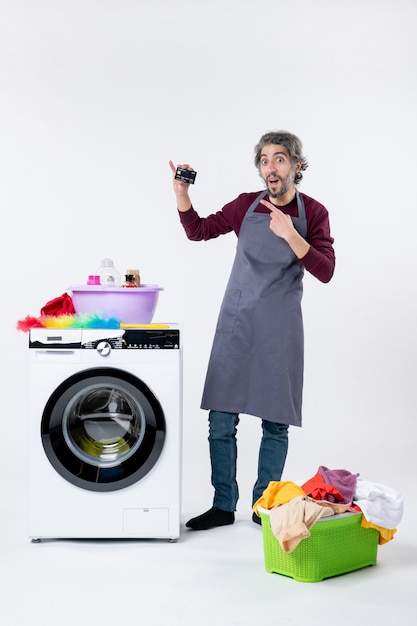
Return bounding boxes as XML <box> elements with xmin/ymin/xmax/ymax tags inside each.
<box><xmin>2</xmin><ymin>487</ymin><xmax>416</xmax><ymax>626</ymax></box>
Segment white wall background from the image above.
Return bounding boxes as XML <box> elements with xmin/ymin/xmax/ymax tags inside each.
<box><xmin>1</xmin><ymin>0</ymin><xmax>416</xmax><ymax>518</ymax></box>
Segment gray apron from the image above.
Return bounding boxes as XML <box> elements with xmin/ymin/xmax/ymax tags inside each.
<box><xmin>201</xmin><ymin>189</ymin><xmax>307</xmax><ymax>426</ymax></box>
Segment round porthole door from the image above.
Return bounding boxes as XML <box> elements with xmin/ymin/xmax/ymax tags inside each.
<box><xmin>41</xmin><ymin>368</ymin><xmax>166</xmax><ymax>492</ymax></box>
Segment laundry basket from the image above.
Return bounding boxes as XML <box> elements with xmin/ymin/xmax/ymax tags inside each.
<box><xmin>258</xmin><ymin>508</ymin><xmax>379</xmax><ymax>582</ymax></box>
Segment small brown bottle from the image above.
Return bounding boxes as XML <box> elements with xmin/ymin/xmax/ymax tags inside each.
<box><xmin>126</xmin><ymin>269</ymin><xmax>141</xmax><ymax>287</ymax></box>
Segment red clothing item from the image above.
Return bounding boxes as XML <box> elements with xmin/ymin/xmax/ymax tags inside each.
<box><xmin>301</xmin><ymin>472</ymin><xmax>344</xmax><ymax>503</ymax></box>
<box><xmin>179</xmin><ymin>191</ymin><xmax>335</xmax><ymax>283</ymax></box>
<box><xmin>40</xmin><ymin>292</ymin><xmax>76</xmax><ymax>317</ymax></box>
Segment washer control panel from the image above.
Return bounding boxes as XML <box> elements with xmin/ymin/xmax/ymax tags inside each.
<box><xmin>29</xmin><ymin>328</ymin><xmax>181</xmax><ymax>350</ymax></box>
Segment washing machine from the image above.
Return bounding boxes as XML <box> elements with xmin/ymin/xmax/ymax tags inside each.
<box><xmin>28</xmin><ymin>324</ymin><xmax>182</xmax><ymax>541</ymax></box>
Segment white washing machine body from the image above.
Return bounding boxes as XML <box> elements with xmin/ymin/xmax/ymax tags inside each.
<box><xmin>28</xmin><ymin>325</ymin><xmax>182</xmax><ymax>541</ymax></box>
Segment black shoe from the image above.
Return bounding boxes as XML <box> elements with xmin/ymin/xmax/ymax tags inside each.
<box><xmin>186</xmin><ymin>507</ymin><xmax>235</xmax><ymax>530</ymax></box>
<box><xmin>252</xmin><ymin>512</ymin><xmax>262</xmax><ymax>525</ymax></box>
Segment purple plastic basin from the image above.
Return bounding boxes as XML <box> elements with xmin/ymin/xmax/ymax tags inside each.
<box><xmin>70</xmin><ymin>284</ymin><xmax>163</xmax><ymax>323</ymax></box>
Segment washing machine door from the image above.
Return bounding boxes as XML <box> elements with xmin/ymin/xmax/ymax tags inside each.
<box><xmin>41</xmin><ymin>367</ymin><xmax>166</xmax><ymax>492</ymax></box>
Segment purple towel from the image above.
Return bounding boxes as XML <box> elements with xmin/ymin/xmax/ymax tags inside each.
<box><xmin>318</xmin><ymin>466</ymin><xmax>359</xmax><ymax>504</ymax></box>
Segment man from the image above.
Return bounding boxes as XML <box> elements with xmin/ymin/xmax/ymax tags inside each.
<box><xmin>169</xmin><ymin>130</ymin><xmax>335</xmax><ymax>530</ymax></box>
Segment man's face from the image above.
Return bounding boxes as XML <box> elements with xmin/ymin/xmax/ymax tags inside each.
<box><xmin>259</xmin><ymin>144</ymin><xmax>299</xmax><ymax>199</ymax></box>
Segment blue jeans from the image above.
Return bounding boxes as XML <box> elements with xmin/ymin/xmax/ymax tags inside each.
<box><xmin>208</xmin><ymin>410</ymin><xmax>289</xmax><ymax>512</ymax></box>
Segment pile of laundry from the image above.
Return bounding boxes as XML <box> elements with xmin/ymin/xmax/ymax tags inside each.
<box><xmin>253</xmin><ymin>466</ymin><xmax>404</xmax><ymax>553</ymax></box>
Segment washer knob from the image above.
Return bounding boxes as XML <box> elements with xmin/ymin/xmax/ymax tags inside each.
<box><xmin>97</xmin><ymin>341</ymin><xmax>111</xmax><ymax>357</ymax></box>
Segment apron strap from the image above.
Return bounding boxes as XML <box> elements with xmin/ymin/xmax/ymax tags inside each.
<box><xmin>248</xmin><ymin>190</ymin><xmax>268</xmax><ymax>213</ymax></box>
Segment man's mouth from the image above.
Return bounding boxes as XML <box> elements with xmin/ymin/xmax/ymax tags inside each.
<box><xmin>268</xmin><ymin>176</ymin><xmax>280</xmax><ymax>186</ymax></box>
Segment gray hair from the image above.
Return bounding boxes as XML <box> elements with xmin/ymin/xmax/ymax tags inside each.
<box><xmin>254</xmin><ymin>130</ymin><xmax>309</xmax><ymax>184</ymax></box>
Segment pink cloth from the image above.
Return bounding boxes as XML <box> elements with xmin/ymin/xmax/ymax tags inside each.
<box><xmin>318</xmin><ymin>466</ymin><xmax>359</xmax><ymax>504</ymax></box>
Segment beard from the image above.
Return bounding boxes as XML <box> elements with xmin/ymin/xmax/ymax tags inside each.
<box><xmin>264</xmin><ymin>166</ymin><xmax>296</xmax><ymax>199</ymax></box>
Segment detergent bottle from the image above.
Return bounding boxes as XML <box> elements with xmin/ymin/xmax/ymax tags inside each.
<box><xmin>96</xmin><ymin>258</ymin><xmax>122</xmax><ymax>287</ymax></box>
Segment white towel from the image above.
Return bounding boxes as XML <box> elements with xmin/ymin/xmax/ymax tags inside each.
<box><xmin>353</xmin><ymin>478</ymin><xmax>404</xmax><ymax>529</ymax></box>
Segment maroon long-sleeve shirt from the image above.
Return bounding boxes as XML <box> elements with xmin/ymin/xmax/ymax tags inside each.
<box><xmin>178</xmin><ymin>190</ymin><xmax>335</xmax><ymax>283</ymax></box>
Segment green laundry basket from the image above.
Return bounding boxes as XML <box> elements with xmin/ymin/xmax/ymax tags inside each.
<box><xmin>259</xmin><ymin>508</ymin><xmax>379</xmax><ymax>582</ymax></box>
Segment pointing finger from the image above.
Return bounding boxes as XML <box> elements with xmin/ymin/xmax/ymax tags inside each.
<box><xmin>260</xmin><ymin>199</ymin><xmax>282</xmax><ymax>214</ymax></box>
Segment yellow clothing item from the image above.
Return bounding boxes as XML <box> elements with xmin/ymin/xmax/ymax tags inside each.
<box><xmin>360</xmin><ymin>516</ymin><xmax>397</xmax><ymax>544</ymax></box>
<box><xmin>253</xmin><ymin>481</ymin><xmax>305</xmax><ymax>514</ymax></box>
